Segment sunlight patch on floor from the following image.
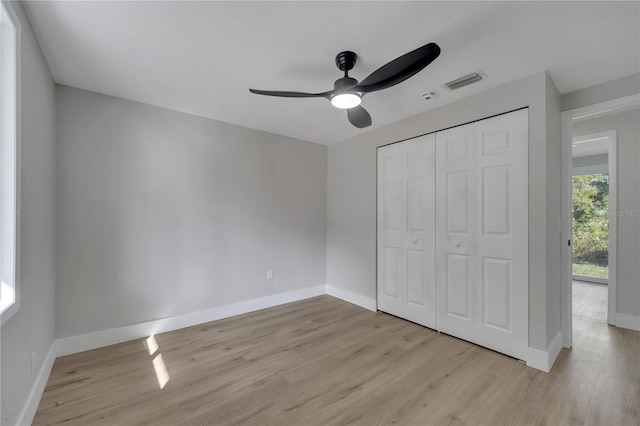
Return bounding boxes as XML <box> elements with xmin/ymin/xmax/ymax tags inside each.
<box><xmin>144</xmin><ymin>335</ymin><xmax>170</xmax><ymax>389</ymax></box>
<box><xmin>152</xmin><ymin>354</ymin><xmax>170</xmax><ymax>389</ymax></box>
<box><xmin>145</xmin><ymin>335</ymin><xmax>159</xmax><ymax>355</ymax></box>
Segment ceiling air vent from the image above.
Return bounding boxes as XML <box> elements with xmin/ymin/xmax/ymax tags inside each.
<box><xmin>444</xmin><ymin>70</ymin><xmax>487</xmax><ymax>91</ymax></box>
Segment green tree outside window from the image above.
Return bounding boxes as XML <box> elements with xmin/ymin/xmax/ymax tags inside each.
<box><xmin>572</xmin><ymin>173</ymin><xmax>609</xmax><ymax>279</ymax></box>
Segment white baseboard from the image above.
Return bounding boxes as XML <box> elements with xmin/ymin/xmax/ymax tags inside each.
<box><xmin>326</xmin><ymin>285</ymin><xmax>377</xmax><ymax>312</ymax></box>
<box><xmin>526</xmin><ymin>331</ymin><xmax>563</xmax><ymax>373</ymax></box>
<box><xmin>15</xmin><ymin>341</ymin><xmax>57</xmax><ymax>426</ymax></box>
<box><xmin>56</xmin><ymin>285</ymin><xmax>325</xmax><ymax>357</ymax></box>
<box><xmin>615</xmin><ymin>313</ymin><xmax>640</xmax><ymax>331</ymax></box>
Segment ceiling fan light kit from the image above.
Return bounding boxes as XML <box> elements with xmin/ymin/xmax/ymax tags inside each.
<box><xmin>249</xmin><ymin>42</ymin><xmax>441</xmax><ymax>129</ymax></box>
<box><xmin>331</xmin><ymin>93</ymin><xmax>361</xmax><ymax>109</ymax></box>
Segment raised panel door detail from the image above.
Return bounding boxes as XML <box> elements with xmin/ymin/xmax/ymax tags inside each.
<box><xmin>407</xmin><ymin>150</ymin><xmax>423</xmax><ymax>168</ymax></box>
<box><xmin>483</xmin><ymin>129</ymin><xmax>510</xmax><ymax>156</ymax></box>
<box><xmin>483</xmin><ymin>166</ymin><xmax>511</xmax><ymax>236</ymax></box>
<box><xmin>407</xmin><ymin>249</ymin><xmax>424</xmax><ymax>306</ymax></box>
<box><xmin>383</xmin><ymin>180</ymin><xmax>401</xmax><ymax>231</ymax></box>
<box><xmin>383</xmin><ymin>247</ymin><xmax>400</xmax><ymax>298</ymax></box>
<box><xmin>482</xmin><ymin>257</ymin><xmax>511</xmax><ymax>331</ymax></box>
<box><xmin>407</xmin><ymin>177</ymin><xmax>424</xmax><ymax>232</ymax></box>
<box><xmin>436</xmin><ymin>108</ymin><xmax>528</xmax><ymax>363</ymax></box>
<box><xmin>377</xmin><ymin>133</ymin><xmax>436</xmax><ymax>330</ymax></box>
<box><xmin>446</xmin><ymin>138</ymin><xmax>470</xmax><ymax>161</ymax></box>
<box><xmin>446</xmin><ymin>254</ymin><xmax>470</xmax><ymax>320</ymax></box>
<box><xmin>383</xmin><ymin>154</ymin><xmax>399</xmax><ymax>173</ymax></box>
<box><xmin>447</xmin><ymin>171</ymin><xmax>469</xmax><ymax>234</ymax></box>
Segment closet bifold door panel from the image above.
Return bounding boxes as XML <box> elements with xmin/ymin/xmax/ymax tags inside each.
<box><xmin>377</xmin><ymin>134</ymin><xmax>436</xmax><ymax>329</ymax></box>
<box><xmin>435</xmin><ymin>109</ymin><xmax>529</xmax><ymax>361</ymax></box>
<box><xmin>377</xmin><ymin>109</ymin><xmax>529</xmax><ymax>361</ymax></box>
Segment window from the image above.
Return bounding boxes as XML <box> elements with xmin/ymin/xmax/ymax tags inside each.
<box><xmin>0</xmin><ymin>1</ymin><xmax>18</xmax><ymax>325</ymax></box>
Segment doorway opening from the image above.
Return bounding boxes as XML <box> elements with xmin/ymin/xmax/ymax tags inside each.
<box><xmin>571</xmin><ymin>131</ymin><xmax>614</xmax><ymax>324</ymax></box>
<box><xmin>561</xmin><ymin>93</ymin><xmax>639</xmax><ymax>348</ymax></box>
<box><xmin>571</xmin><ymin>132</ymin><xmax>612</xmax><ymax>285</ymax></box>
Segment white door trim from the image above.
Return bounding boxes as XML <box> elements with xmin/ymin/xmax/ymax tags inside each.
<box><xmin>560</xmin><ymin>94</ymin><xmax>639</xmax><ymax>348</ymax></box>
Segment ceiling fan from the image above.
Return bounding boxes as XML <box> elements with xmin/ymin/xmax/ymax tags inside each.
<box><xmin>249</xmin><ymin>42</ymin><xmax>441</xmax><ymax>129</ymax></box>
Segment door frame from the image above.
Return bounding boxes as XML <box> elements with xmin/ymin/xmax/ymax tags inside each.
<box><xmin>560</xmin><ymin>93</ymin><xmax>640</xmax><ymax>348</ymax></box>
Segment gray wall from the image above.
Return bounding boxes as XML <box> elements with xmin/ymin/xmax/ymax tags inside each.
<box><xmin>327</xmin><ymin>71</ymin><xmax>562</xmax><ymax>352</ymax></box>
<box><xmin>562</xmin><ymin>73</ymin><xmax>640</xmax><ymax>111</ymax></box>
<box><xmin>572</xmin><ymin>109</ymin><xmax>640</xmax><ymax>317</ymax></box>
<box><xmin>55</xmin><ymin>86</ymin><xmax>327</xmax><ymax>338</ymax></box>
<box><xmin>1</xmin><ymin>1</ymin><xmax>57</xmax><ymax>424</ymax></box>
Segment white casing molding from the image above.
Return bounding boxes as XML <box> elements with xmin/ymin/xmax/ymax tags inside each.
<box><xmin>526</xmin><ymin>332</ymin><xmax>563</xmax><ymax>373</ymax></box>
<box><xmin>615</xmin><ymin>313</ymin><xmax>640</xmax><ymax>331</ymax></box>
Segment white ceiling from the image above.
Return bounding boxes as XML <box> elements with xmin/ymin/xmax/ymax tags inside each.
<box><xmin>24</xmin><ymin>1</ymin><xmax>640</xmax><ymax>145</ymax></box>
<box><xmin>572</xmin><ymin>137</ymin><xmax>609</xmax><ymax>158</ymax></box>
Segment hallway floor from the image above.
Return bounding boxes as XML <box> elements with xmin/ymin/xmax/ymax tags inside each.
<box><xmin>573</xmin><ymin>280</ymin><xmax>608</xmax><ymax>323</ymax></box>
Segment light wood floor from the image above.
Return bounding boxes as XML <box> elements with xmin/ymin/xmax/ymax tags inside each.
<box><xmin>34</xmin><ymin>291</ymin><xmax>639</xmax><ymax>425</ymax></box>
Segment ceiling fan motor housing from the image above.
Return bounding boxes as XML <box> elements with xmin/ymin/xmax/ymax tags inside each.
<box><xmin>334</xmin><ymin>76</ymin><xmax>358</xmax><ymax>92</ymax></box>
<box><xmin>335</xmin><ymin>51</ymin><xmax>357</xmax><ymax>72</ymax></box>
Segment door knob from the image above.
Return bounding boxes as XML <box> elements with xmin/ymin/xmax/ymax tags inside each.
<box><xmin>456</xmin><ymin>242</ymin><xmax>461</xmax><ymax>247</ymax></box>
<box><xmin>414</xmin><ymin>239</ymin><xmax>418</xmax><ymax>244</ymax></box>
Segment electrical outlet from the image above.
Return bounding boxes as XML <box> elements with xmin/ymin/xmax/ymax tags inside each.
<box><xmin>267</xmin><ymin>269</ymin><xmax>274</xmax><ymax>280</ymax></box>
<box><xmin>31</xmin><ymin>350</ymin><xmax>37</xmax><ymax>376</ymax></box>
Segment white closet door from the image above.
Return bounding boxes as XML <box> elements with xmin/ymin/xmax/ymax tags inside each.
<box><xmin>435</xmin><ymin>109</ymin><xmax>529</xmax><ymax>360</ymax></box>
<box><xmin>377</xmin><ymin>134</ymin><xmax>436</xmax><ymax>329</ymax></box>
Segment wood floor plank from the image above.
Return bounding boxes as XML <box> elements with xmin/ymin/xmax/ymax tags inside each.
<box><xmin>33</xmin><ymin>289</ymin><xmax>640</xmax><ymax>426</ymax></box>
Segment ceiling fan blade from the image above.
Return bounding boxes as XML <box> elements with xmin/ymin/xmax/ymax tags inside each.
<box><xmin>353</xmin><ymin>42</ymin><xmax>441</xmax><ymax>94</ymax></box>
<box><xmin>347</xmin><ymin>106</ymin><xmax>372</xmax><ymax>129</ymax></box>
<box><xmin>249</xmin><ymin>88</ymin><xmax>333</xmax><ymax>99</ymax></box>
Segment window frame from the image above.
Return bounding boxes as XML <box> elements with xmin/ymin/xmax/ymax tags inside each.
<box><xmin>0</xmin><ymin>0</ymin><xmax>20</xmax><ymax>326</ymax></box>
